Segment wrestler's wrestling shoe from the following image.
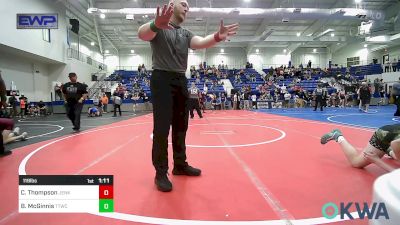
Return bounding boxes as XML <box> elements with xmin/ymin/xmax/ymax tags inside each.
<box><xmin>321</xmin><ymin>129</ymin><xmax>343</xmax><ymax>144</ymax></box>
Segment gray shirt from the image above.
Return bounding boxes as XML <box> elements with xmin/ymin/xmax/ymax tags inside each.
<box><xmin>150</xmin><ymin>25</ymin><xmax>194</xmax><ymax>73</ymax></box>
<box><xmin>189</xmin><ymin>87</ymin><xmax>199</xmax><ymax>99</ymax></box>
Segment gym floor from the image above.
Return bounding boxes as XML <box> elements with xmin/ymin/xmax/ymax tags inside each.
<box><xmin>1</xmin><ymin>106</ymin><xmax>398</xmax><ymax>225</ymax></box>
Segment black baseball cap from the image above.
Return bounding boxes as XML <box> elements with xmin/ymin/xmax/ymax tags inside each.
<box><xmin>68</xmin><ymin>72</ymin><xmax>77</xmax><ymax>77</ymax></box>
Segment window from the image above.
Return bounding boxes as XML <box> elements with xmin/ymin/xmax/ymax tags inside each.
<box><xmin>347</xmin><ymin>57</ymin><xmax>360</xmax><ymax>67</ymax></box>
<box><xmin>42</xmin><ymin>29</ymin><xmax>51</xmax><ymax>42</ymax></box>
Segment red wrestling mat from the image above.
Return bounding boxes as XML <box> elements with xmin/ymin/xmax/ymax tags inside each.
<box><xmin>0</xmin><ymin>111</ymin><xmax>391</xmax><ymax>225</ymax></box>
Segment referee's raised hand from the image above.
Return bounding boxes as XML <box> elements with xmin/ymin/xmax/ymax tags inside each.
<box><xmin>154</xmin><ymin>3</ymin><xmax>174</xmax><ymax>30</ymax></box>
<box><xmin>216</xmin><ymin>20</ymin><xmax>239</xmax><ymax>41</ymax></box>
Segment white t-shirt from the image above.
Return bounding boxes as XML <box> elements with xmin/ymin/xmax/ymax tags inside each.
<box><xmin>284</xmin><ymin>93</ymin><xmax>291</xmax><ymax>100</ymax></box>
<box><xmin>251</xmin><ymin>95</ymin><xmax>257</xmax><ymax>101</ymax></box>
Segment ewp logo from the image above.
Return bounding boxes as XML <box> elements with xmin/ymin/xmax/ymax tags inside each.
<box><xmin>17</xmin><ymin>14</ymin><xmax>58</xmax><ymax>29</ymax></box>
<box><xmin>322</xmin><ymin>202</ymin><xmax>389</xmax><ymax>220</ymax></box>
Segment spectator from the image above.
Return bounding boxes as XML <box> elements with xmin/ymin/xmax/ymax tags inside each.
<box><xmin>397</xmin><ymin>59</ymin><xmax>400</xmax><ymax>71</ymax></box>
<box><xmin>384</xmin><ymin>60</ymin><xmax>391</xmax><ymax>73</ymax></box>
<box><xmin>54</xmin><ymin>83</ymin><xmax>63</xmax><ymax>100</ymax></box>
<box><xmin>358</xmin><ymin>82</ymin><xmax>372</xmax><ymax>112</ymax></box>
<box><xmin>199</xmin><ymin>92</ymin><xmax>207</xmax><ymax>113</ymax></box>
<box><xmin>37</xmin><ymin>100</ymin><xmax>47</xmax><ymax>116</ymax></box>
<box><xmin>221</xmin><ymin>93</ymin><xmax>226</xmax><ymax>110</ymax></box>
<box><xmin>251</xmin><ymin>93</ymin><xmax>258</xmax><ymax>109</ymax></box>
<box><xmin>243</xmin><ymin>91</ymin><xmax>250</xmax><ymax>110</ymax></box>
<box><xmin>101</xmin><ymin>93</ymin><xmax>109</xmax><ymax>113</ymax></box>
<box><xmin>112</xmin><ymin>90</ymin><xmax>122</xmax><ymax>117</ymax></box>
<box><xmin>392</xmin><ymin>58</ymin><xmax>397</xmax><ymax>72</ymax></box>
<box><xmin>233</xmin><ymin>93</ymin><xmax>239</xmax><ymax>110</ymax></box>
<box><xmin>140</xmin><ymin>91</ymin><xmax>150</xmax><ymax>111</ymax></box>
<box><xmin>8</xmin><ymin>94</ymin><xmax>17</xmax><ymax>118</ymax></box>
<box><xmin>284</xmin><ymin>91</ymin><xmax>291</xmax><ymax>108</ymax></box>
<box><xmin>339</xmin><ymin>89</ymin><xmax>346</xmax><ymax>108</ymax></box>
<box><xmin>19</xmin><ymin>95</ymin><xmax>26</xmax><ymax>118</ymax></box>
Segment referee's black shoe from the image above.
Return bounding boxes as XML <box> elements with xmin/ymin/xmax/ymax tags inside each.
<box><xmin>172</xmin><ymin>165</ymin><xmax>201</xmax><ymax>176</ymax></box>
<box><xmin>0</xmin><ymin>150</ymin><xmax>12</xmax><ymax>157</ymax></box>
<box><xmin>155</xmin><ymin>172</ymin><xmax>172</xmax><ymax>192</ymax></box>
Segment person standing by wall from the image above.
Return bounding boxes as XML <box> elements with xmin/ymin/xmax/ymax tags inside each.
<box><xmin>138</xmin><ymin>0</ymin><xmax>239</xmax><ymax>192</ymax></box>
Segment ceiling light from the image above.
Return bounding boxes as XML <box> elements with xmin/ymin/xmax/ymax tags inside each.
<box><xmin>126</xmin><ymin>14</ymin><xmax>134</xmax><ymax>20</ymax></box>
<box><xmin>366</xmin><ymin>35</ymin><xmax>389</xmax><ymax>42</ymax></box>
<box><xmin>355</xmin><ymin>0</ymin><xmax>362</xmax><ymax>3</ymax></box>
<box><xmin>313</xmin><ymin>49</ymin><xmax>317</xmax><ymax>53</ymax></box>
<box><xmin>220</xmin><ymin>49</ymin><xmax>224</xmax><ymax>53</ymax></box>
<box><xmin>131</xmin><ymin>50</ymin><xmax>135</xmax><ymax>54</ymax></box>
<box><xmin>90</xmin><ymin>42</ymin><xmax>95</xmax><ymax>46</ymax></box>
<box><xmin>189</xmin><ymin>49</ymin><xmax>194</xmax><ymax>53</ymax></box>
<box><xmin>244</xmin><ymin>0</ymin><xmax>251</xmax><ymax>2</ymax></box>
<box><xmin>105</xmin><ymin>50</ymin><xmax>110</xmax><ymax>54</ymax></box>
<box><xmin>364</xmin><ymin>44</ymin><xmax>368</xmax><ymax>48</ymax></box>
<box><xmin>256</xmin><ymin>49</ymin><xmax>259</xmax><ymax>53</ymax></box>
<box><xmin>87</xmin><ymin>8</ymin><xmax>98</xmax><ymax>14</ymax></box>
<box><xmin>296</xmin><ymin>32</ymin><xmax>301</xmax><ymax>37</ymax></box>
<box><xmin>331</xmin><ymin>33</ymin><xmax>335</xmax><ymax>37</ymax></box>
<box><xmin>293</xmin><ymin>8</ymin><xmax>301</xmax><ymax>13</ymax></box>
<box><xmin>100</xmin><ymin>13</ymin><xmax>106</xmax><ymax>19</ymax></box>
<box><xmin>283</xmin><ymin>49</ymin><xmax>287</xmax><ymax>53</ymax></box>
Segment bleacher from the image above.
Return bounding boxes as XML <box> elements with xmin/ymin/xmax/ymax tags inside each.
<box><xmin>107</xmin><ymin>70</ymin><xmax>152</xmax><ymax>96</ymax></box>
<box><xmin>105</xmin><ymin>63</ymin><xmax>384</xmax><ymax>101</ymax></box>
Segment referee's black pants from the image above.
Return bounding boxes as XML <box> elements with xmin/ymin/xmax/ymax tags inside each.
<box><xmin>66</xmin><ymin>102</ymin><xmax>83</xmax><ymax>129</ymax></box>
<box><xmin>314</xmin><ymin>96</ymin><xmax>323</xmax><ymax>111</ymax></box>
<box><xmin>150</xmin><ymin>70</ymin><xmax>189</xmax><ymax>174</ymax></box>
<box><xmin>189</xmin><ymin>98</ymin><xmax>202</xmax><ymax>118</ymax></box>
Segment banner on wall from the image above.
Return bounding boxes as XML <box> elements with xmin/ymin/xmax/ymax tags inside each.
<box><xmin>17</xmin><ymin>14</ymin><xmax>58</xmax><ymax>29</ymax></box>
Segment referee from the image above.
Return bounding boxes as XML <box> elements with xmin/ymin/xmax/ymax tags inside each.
<box><xmin>188</xmin><ymin>82</ymin><xmax>202</xmax><ymax>119</ymax></box>
<box><xmin>62</xmin><ymin>73</ymin><xmax>88</xmax><ymax>132</ymax></box>
<box><xmin>138</xmin><ymin>0</ymin><xmax>239</xmax><ymax>192</ymax></box>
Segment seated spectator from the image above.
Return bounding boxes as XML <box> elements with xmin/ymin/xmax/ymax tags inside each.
<box><xmin>37</xmin><ymin>100</ymin><xmax>47</xmax><ymax>116</ymax></box>
<box><xmin>284</xmin><ymin>91</ymin><xmax>291</xmax><ymax>108</ymax></box>
<box><xmin>246</xmin><ymin>62</ymin><xmax>251</xmax><ymax>69</ymax></box>
<box><xmin>28</xmin><ymin>103</ymin><xmax>39</xmax><ymax>117</ymax></box>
